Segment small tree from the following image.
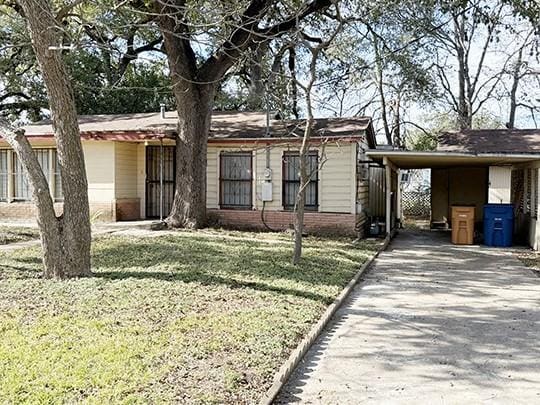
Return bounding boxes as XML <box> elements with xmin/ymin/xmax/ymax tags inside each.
<box><xmin>292</xmin><ymin>5</ymin><xmax>343</xmax><ymax>264</ymax></box>
<box><xmin>0</xmin><ymin>0</ymin><xmax>91</xmax><ymax>279</ymax></box>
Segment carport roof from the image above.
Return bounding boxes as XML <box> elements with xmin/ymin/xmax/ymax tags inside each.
<box><xmin>366</xmin><ymin>150</ymin><xmax>540</xmax><ymax>169</ymax></box>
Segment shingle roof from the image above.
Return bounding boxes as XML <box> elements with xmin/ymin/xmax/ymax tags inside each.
<box><xmin>438</xmin><ymin>129</ymin><xmax>540</xmax><ymax>154</ymax></box>
<box><xmin>22</xmin><ymin>111</ymin><xmax>374</xmax><ymax>144</ymax></box>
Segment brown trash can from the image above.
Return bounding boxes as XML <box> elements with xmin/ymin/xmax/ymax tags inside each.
<box><xmin>451</xmin><ymin>206</ymin><xmax>475</xmax><ymax>245</ymax></box>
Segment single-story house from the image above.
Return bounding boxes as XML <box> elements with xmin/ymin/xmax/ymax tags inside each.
<box><xmin>0</xmin><ymin>111</ymin><xmax>376</xmax><ymax>236</ymax></box>
<box><xmin>368</xmin><ymin>128</ymin><xmax>540</xmax><ymax>249</ymax></box>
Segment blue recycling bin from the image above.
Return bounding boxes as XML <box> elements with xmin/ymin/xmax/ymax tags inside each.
<box><xmin>483</xmin><ymin>204</ymin><xmax>514</xmax><ymax>247</ymax></box>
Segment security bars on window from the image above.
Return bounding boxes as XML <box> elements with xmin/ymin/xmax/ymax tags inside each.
<box><xmin>282</xmin><ymin>152</ymin><xmax>319</xmax><ymax>211</ymax></box>
<box><xmin>220</xmin><ymin>152</ymin><xmax>253</xmax><ymax>209</ymax></box>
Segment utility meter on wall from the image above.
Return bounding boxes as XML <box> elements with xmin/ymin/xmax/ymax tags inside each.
<box><xmin>262</xmin><ymin>168</ymin><xmax>273</xmax><ymax>202</ymax></box>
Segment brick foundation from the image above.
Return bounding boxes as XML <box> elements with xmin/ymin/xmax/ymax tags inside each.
<box><xmin>208</xmin><ymin>209</ymin><xmax>359</xmax><ymax>236</ymax></box>
<box><xmin>115</xmin><ymin>198</ymin><xmax>141</xmax><ymax>221</ymax></box>
<box><xmin>0</xmin><ymin>201</ymin><xmax>114</xmax><ymax>222</ymax></box>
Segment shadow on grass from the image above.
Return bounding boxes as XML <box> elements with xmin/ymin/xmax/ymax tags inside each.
<box><xmin>14</xmin><ymin>256</ymin><xmax>42</xmax><ymax>265</ymax></box>
<box><xmin>95</xmin><ymin>269</ymin><xmax>334</xmax><ymax>303</ymax></box>
<box><xmin>1</xmin><ymin>233</ymin><xmax>368</xmax><ymax>303</ymax></box>
<box><xmin>90</xmin><ymin>236</ymin><xmax>362</xmax><ymax>288</ymax></box>
<box><xmin>0</xmin><ymin>264</ymin><xmax>42</xmax><ymax>279</ymax></box>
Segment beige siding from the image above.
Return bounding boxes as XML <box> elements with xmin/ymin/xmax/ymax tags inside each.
<box><xmin>136</xmin><ymin>144</ymin><xmax>146</xmax><ymax>218</ymax></box>
<box><xmin>488</xmin><ymin>166</ymin><xmax>512</xmax><ymax>203</ymax></box>
<box><xmin>254</xmin><ymin>146</ymin><xmax>282</xmax><ymax>210</ymax></box>
<box><xmin>114</xmin><ymin>142</ymin><xmax>138</xmax><ymax>199</ymax></box>
<box><xmin>206</xmin><ymin>142</ymin><xmax>355</xmax><ymax>214</ymax></box>
<box><xmin>320</xmin><ymin>144</ymin><xmax>355</xmax><ymax>213</ymax></box>
<box><xmin>207</xmin><ymin>147</ymin><xmax>219</xmax><ymax>209</ymax></box>
<box><xmin>83</xmin><ymin>141</ymin><xmax>115</xmax><ymax>202</ymax></box>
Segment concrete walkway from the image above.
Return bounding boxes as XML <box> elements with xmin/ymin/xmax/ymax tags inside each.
<box><xmin>278</xmin><ymin>230</ymin><xmax>540</xmax><ymax>404</ymax></box>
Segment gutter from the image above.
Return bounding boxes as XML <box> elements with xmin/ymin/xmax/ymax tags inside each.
<box><xmin>366</xmin><ymin>150</ymin><xmax>540</xmax><ymax>160</ymax></box>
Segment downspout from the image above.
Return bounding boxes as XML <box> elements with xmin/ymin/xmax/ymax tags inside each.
<box><xmin>396</xmin><ymin>169</ymin><xmax>402</xmax><ymax>228</ymax></box>
<box><xmin>384</xmin><ymin>157</ymin><xmax>392</xmax><ymax>235</ymax></box>
<box><xmin>159</xmin><ymin>137</ymin><xmax>164</xmax><ymax>222</ymax></box>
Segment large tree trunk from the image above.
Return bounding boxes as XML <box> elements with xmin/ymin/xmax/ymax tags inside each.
<box><xmin>508</xmin><ymin>46</ymin><xmax>525</xmax><ymax>129</ymax></box>
<box><xmin>16</xmin><ymin>0</ymin><xmax>91</xmax><ymax>278</ymax></box>
<box><xmin>288</xmin><ymin>47</ymin><xmax>299</xmax><ymax>119</ymax></box>
<box><xmin>154</xmin><ymin>0</ymin><xmax>333</xmax><ymax>228</ymax></box>
<box><xmin>391</xmin><ymin>95</ymin><xmax>402</xmax><ymax>148</ymax></box>
<box><xmin>157</xmin><ymin>0</ymin><xmax>214</xmax><ymax>228</ymax></box>
<box><xmin>370</xmin><ymin>30</ymin><xmax>392</xmax><ymax>144</ymax></box>
<box><xmin>454</xmin><ymin>13</ymin><xmax>473</xmax><ymax>130</ymax></box>
<box><xmin>246</xmin><ymin>43</ymin><xmax>267</xmax><ymax>110</ymax></box>
<box><xmin>167</xmin><ymin>85</ymin><xmax>215</xmax><ymax>228</ymax></box>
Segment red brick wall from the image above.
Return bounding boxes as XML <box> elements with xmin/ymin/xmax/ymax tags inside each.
<box><xmin>115</xmin><ymin>198</ymin><xmax>140</xmax><ymax>221</ymax></box>
<box><xmin>208</xmin><ymin>209</ymin><xmax>359</xmax><ymax>236</ymax></box>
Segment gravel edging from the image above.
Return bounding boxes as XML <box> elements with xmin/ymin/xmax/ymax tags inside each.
<box><xmin>259</xmin><ymin>233</ymin><xmax>393</xmax><ymax>405</ymax></box>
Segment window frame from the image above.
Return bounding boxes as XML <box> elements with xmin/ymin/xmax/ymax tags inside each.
<box><xmin>2</xmin><ymin>148</ymin><xmax>59</xmax><ymax>203</ymax></box>
<box><xmin>53</xmin><ymin>149</ymin><xmax>63</xmax><ymax>202</ymax></box>
<box><xmin>219</xmin><ymin>151</ymin><xmax>253</xmax><ymax>210</ymax></box>
<box><xmin>12</xmin><ymin>152</ymin><xmax>32</xmax><ymax>201</ymax></box>
<box><xmin>282</xmin><ymin>151</ymin><xmax>319</xmax><ymax>212</ymax></box>
<box><xmin>0</xmin><ymin>150</ymin><xmax>8</xmax><ymax>202</ymax></box>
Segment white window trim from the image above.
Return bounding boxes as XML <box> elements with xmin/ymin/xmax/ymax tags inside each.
<box><xmin>0</xmin><ymin>148</ymin><xmax>60</xmax><ymax>203</ymax></box>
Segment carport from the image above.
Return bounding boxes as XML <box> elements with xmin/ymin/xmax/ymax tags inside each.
<box><xmin>366</xmin><ymin>150</ymin><xmax>539</xmax><ymax>240</ymax></box>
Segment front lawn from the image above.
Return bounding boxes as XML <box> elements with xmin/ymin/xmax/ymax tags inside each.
<box><xmin>0</xmin><ymin>226</ymin><xmax>39</xmax><ymax>245</ymax></box>
<box><xmin>0</xmin><ymin>229</ymin><xmax>377</xmax><ymax>404</ymax></box>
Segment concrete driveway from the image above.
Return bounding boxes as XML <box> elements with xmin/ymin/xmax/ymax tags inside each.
<box><xmin>278</xmin><ymin>230</ymin><xmax>540</xmax><ymax>404</ymax></box>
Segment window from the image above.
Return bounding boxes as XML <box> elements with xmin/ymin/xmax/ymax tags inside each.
<box><xmin>0</xmin><ymin>150</ymin><xmax>7</xmax><ymax>201</ymax></box>
<box><xmin>13</xmin><ymin>149</ymin><xmax>52</xmax><ymax>201</ymax></box>
<box><xmin>53</xmin><ymin>150</ymin><xmax>63</xmax><ymax>201</ymax></box>
<box><xmin>220</xmin><ymin>152</ymin><xmax>252</xmax><ymax>209</ymax></box>
<box><xmin>13</xmin><ymin>154</ymin><xmax>31</xmax><ymax>200</ymax></box>
<box><xmin>282</xmin><ymin>152</ymin><xmax>319</xmax><ymax>211</ymax></box>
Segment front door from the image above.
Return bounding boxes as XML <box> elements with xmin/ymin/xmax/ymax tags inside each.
<box><xmin>146</xmin><ymin>145</ymin><xmax>175</xmax><ymax>218</ymax></box>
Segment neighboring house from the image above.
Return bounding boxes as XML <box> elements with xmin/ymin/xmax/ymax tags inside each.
<box><xmin>368</xmin><ymin>129</ymin><xmax>540</xmax><ymax>249</ymax></box>
<box><xmin>0</xmin><ymin>111</ymin><xmax>376</xmax><ymax>236</ymax></box>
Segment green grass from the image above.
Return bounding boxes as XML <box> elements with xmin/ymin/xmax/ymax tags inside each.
<box><xmin>0</xmin><ymin>226</ymin><xmax>39</xmax><ymax>245</ymax></box>
<box><xmin>0</xmin><ymin>229</ymin><xmax>377</xmax><ymax>404</ymax></box>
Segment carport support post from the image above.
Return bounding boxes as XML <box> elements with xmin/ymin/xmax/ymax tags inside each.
<box><xmin>396</xmin><ymin>169</ymin><xmax>402</xmax><ymax>227</ymax></box>
<box><xmin>384</xmin><ymin>157</ymin><xmax>392</xmax><ymax>235</ymax></box>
